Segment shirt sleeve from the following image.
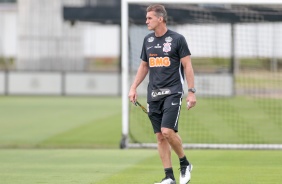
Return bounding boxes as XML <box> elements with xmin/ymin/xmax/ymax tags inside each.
<box><xmin>178</xmin><ymin>35</ymin><xmax>191</xmax><ymax>59</ymax></box>
<box><xmin>140</xmin><ymin>37</ymin><xmax>148</xmax><ymax>62</ymax></box>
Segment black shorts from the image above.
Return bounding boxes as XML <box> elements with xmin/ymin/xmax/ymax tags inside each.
<box><xmin>147</xmin><ymin>93</ymin><xmax>182</xmax><ymax>133</ymax></box>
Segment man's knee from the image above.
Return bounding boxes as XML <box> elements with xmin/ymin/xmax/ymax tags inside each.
<box><xmin>161</xmin><ymin>128</ymin><xmax>174</xmax><ymax>140</ymax></box>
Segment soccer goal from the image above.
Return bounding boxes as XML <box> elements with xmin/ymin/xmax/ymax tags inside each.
<box><xmin>121</xmin><ymin>0</ymin><xmax>282</xmax><ymax>149</ymax></box>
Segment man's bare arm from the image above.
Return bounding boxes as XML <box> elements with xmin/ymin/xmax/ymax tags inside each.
<box><xmin>181</xmin><ymin>55</ymin><xmax>196</xmax><ymax>109</ymax></box>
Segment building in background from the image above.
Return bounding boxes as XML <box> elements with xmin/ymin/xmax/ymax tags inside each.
<box><xmin>0</xmin><ymin>0</ymin><xmax>120</xmax><ymax>71</ymax></box>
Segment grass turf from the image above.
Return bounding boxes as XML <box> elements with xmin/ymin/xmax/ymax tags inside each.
<box><xmin>0</xmin><ymin>149</ymin><xmax>282</xmax><ymax>184</ymax></box>
<box><xmin>0</xmin><ymin>96</ymin><xmax>282</xmax><ymax>183</ymax></box>
<box><xmin>130</xmin><ymin>96</ymin><xmax>282</xmax><ymax>144</ymax></box>
<box><xmin>0</xmin><ymin>96</ymin><xmax>282</xmax><ymax>148</ymax></box>
<box><xmin>0</xmin><ymin>96</ymin><xmax>121</xmax><ymax>148</ymax></box>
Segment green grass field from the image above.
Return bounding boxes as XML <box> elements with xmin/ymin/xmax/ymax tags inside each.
<box><xmin>0</xmin><ymin>96</ymin><xmax>282</xmax><ymax>184</ymax></box>
<box><xmin>130</xmin><ymin>96</ymin><xmax>282</xmax><ymax>144</ymax></box>
<box><xmin>0</xmin><ymin>96</ymin><xmax>121</xmax><ymax>148</ymax></box>
<box><xmin>0</xmin><ymin>149</ymin><xmax>282</xmax><ymax>184</ymax></box>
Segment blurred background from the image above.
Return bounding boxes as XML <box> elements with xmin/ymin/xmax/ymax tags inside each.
<box><xmin>0</xmin><ymin>0</ymin><xmax>281</xmax><ymax>149</ymax></box>
<box><xmin>0</xmin><ymin>0</ymin><xmax>120</xmax><ymax>96</ymax></box>
<box><xmin>0</xmin><ymin>0</ymin><xmax>281</xmax><ymax>96</ymax></box>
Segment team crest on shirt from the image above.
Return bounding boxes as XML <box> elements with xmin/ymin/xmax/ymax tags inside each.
<box><xmin>165</xmin><ymin>36</ymin><xmax>173</xmax><ymax>43</ymax></box>
<box><xmin>147</xmin><ymin>37</ymin><xmax>154</xmax><ymax>42</ymax></box>
<box><xmin>163</xmin><ymin>42</ymin><xmax>171</xmax><ymax>53</ymax></box>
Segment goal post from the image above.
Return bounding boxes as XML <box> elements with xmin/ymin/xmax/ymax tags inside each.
<box><xmin>121</xmin><ymin>0</ymin><xmax>282</xmax><ymax>149</ymax></box>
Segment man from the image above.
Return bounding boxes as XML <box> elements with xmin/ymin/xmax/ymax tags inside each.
<box><xmin>128</xmin><ymin>4</ymin><xmax>196</xmax><ymax>184</ymax></box>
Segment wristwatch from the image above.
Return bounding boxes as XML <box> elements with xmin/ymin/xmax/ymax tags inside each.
<box><xmin>188</xmin><ymin>88</ymin><xmax>196</xmax><ymax>93</ymax></box>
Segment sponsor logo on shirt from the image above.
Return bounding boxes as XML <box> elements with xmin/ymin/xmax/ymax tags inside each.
<box><xmin>151</xmin><ymin>88</ymin><xmax>171</xmax><ymax>98</ymax></box>
<box><xmin>147</xmin><ymin>37</ymin><xmax>154</xmax><ymax>42</ymax></box>
<box><xmin>149</xmin><ymin>57</ymin><xmax>171</xmax><ymax>67</ymax></box>
<box><xmin>154</xmin><ymin>44</ymin><xmax>162</xmax><ymax>49</ymax></box>
<box><xmin>149</xmin><ymin>53</ymin><xmax>158</xmax><ymax>57</ymax></box>
<box><xmin>165</xmin><ymin>36</ymin><xmax>173</xmax><ymax>43</ymax></box>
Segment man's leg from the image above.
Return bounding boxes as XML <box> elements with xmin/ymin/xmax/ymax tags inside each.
<box><xmin>148</xmin><ymin>101</ymin><xmax>176</xmax><ymax>184</ymax></box>
<box><xmin>161</xmin><ymin>94</ymin><xmax>193</xmax><ymax>183</ymax></box>
<box><xmin>161</xmin><ymin>128</ymin><xmax>192</xmax><ymax>184</ymax></box>
<box><xmin>155</xmin><ymin>132</ymin><xmax>176</xmax><ymax>184</ymax></box>
<box><xmin>160</xmin><ymin>128</ymin><xmax>184</xmax><ymax>158</ymax></box>
<box><xmin>156</xmin><ymin>132</ymin><xmax>172</xmax><ymax>168</ymax></box>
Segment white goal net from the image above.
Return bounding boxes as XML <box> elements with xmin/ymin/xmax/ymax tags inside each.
<box><xmin>121</xmin><ymin>0</ymin><xmax>282</xmax><ymax>149</ymax></box>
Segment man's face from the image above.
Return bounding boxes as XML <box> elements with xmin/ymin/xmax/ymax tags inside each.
<box><xmin>146</xmin><ymin>11</ymin><xmax>161</xmax><ymax>30</ymax></box>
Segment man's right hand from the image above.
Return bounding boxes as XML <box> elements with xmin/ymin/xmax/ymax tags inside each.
<box><xmin>128</xmin><ymin>87</ymin><xmax>137</xmax><ymax>105</ymax></box>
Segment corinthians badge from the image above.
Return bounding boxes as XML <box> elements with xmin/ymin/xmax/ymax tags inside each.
<box><xmin>163</xmin><ymin>42</ymin><xmax>171</xmax><ymax>53</ymax></box>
